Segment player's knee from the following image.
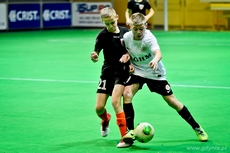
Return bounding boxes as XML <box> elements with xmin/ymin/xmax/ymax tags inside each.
<box><xmin>111</xmin><ymin>99</ymin><xmax>121</xmax><ymax>109</ymax></box>
<box><xmin>95</xmin><ymin>104</ymin><xmax>104</xmax><ymax>113</ymax></box>
<box><xmin>164</xmin><ymin>98</ymin><xmax>183</xmax><ymax>111</ymax></box>
<box><xmin>123</xmin><ymin>90</ymin><xmax>133</xmax><ymax>100</ymax></box>
<box><xmin>167</xmin><ymin>102</ymin><xmax>176</xmax><ymax>109</ymax></box>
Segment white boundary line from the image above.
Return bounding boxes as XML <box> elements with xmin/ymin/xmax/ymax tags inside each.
<box><xmin>0</xmin><ymin>77</ymin><xmax>230</xmax><ymax>89</ymax></box>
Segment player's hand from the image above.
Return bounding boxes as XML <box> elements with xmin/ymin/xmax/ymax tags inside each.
<box><xmin>149</xmin><ymin>59</ymin><xmax>158</xmax><ymax>70</ymax></box>
<box><xmin>129</xmin><ymin>64</ymin><xmax>135</xmax><ymax>74</ymax></box>
<box><xmin>120</xmin><ymin>53</ymin><xmax>130</xmax><ymax>63</ymax></box>
<box><xmin>126</xmin><ymin>19</ymin><xmax>132</xmax><ymax>26</ymax></box>
<box><xmin>90</xmin><ymin>52</ymin><xmax>98</xmax><ymax>62</ymax></box>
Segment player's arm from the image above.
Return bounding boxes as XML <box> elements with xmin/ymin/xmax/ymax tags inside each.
<box><xmin>91</xmin><ymin>34</ymin><xmax>102</xmax><ymax>63</ymax></box>
<box><xmin>90</xmin><ymin>51</ymin><xmax>99</xmax><ymax>63</ymax></box>
<box><xmin>120</xmin><ymin>52</ymin><xmax>135</xmax><ymax>73</ymax></box>
<box><xmin>145</xmin><ymin>8</ymin><xmax>154</xmax><ymax>22</ymax></box>
<box><xmin>149</xmin><ymin>49</ymin><xmax>162</xmax><ymax>70</ymax></box>
<box><xmin>120</xmin><ymin>38</ymin><xmax>130</xmax><ymax>63</ymax></box>
<box><xmin>125</xmin><ymin>9</ymin><xmax>132</xmax><ymax>25</ymax></box>
<box><xmin>129</xmin><ymin>64</ymin><xmax>135</xmax><ymax>74</ymax></box>
<box><xmin>120</xmin><ymin>52</ymin><xmax>130</xmax><ymax>63</ymax></box>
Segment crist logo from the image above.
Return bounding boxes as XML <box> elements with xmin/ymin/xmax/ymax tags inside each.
<box><xmin>9</xmin><ymin>10</ymin><xmax>39</xmax><ymax>22</ymax></box>
<box><xmin>43</xmin><ymin>10</ymin><xmax>70</xmax><ymax>21</ymax></box>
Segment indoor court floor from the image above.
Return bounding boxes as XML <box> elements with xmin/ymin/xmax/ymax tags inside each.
<box><xmin>0</xmin><ymin>29</ymin><xmax>230</xmax><ymax>153</ymax></box>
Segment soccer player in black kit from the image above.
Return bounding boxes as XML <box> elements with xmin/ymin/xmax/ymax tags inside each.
<box><xmin>90</xmin><ymin>7</ymin><xmax>134</xmax><ymax>148</ymax></box>
<box><xmin>125</xmin><ymin>0</ymin><xmax>154</xmax><ymax>26</ymax></box>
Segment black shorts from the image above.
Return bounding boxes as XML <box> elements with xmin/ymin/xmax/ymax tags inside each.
<box><xmin>96</xmin><ymin>75</ymin><xmax>131</xmax><ymax>96</ymax></box>
<box><xmin>128</xmin><ymin>75</ymin><xmax>173</xmax><ymax>96</ymax></box>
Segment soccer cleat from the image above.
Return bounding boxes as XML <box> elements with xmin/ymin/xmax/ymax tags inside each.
<box><xmin>101</xmin><ymin>113</ymin><xmax>111</xmax><ymax>137</ymax></box>
<box><xmin>116</xmin><ymin>140</ymin><xmax>133</xmax><ymax>148</ymax></box>
<box><xmin>194</xmin><ymin>126</ymin><xmax>208</xmax><ymax>142</ymax></box>
<box><xmin>122</xmin><ymin>130</ymin><xmax>136</xmax><ymax>143</ymax></box>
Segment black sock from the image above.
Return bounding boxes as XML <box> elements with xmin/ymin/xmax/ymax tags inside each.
<box><xmin>123</xmin><ymin>103</ymin><xmax>135</xmax><ymax>130</ymax></box>
<box><xmin>178</xmin><ymin>106</ymin><xmax>199</xmax><ymax>129</ymax></box>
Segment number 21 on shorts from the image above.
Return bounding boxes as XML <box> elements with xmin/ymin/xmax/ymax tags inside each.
<box><xmin>98</xmin><ymin>79</ymin><xmax>106</xmax><ymax>90</ymax></box>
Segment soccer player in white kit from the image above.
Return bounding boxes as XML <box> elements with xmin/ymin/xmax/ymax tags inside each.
<box><xmin>120</xmin><ymin>12</ymin><xmax>208</xmax><ymax>143</ymax></box>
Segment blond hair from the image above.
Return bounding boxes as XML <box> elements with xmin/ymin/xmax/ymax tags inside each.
<box><xmin>130</xmin><ymin>12</ymin><xmax>146</xmax><ymax>25</ymax></box>
<box><xmin>100</xmin><ymin>7</ymin><xmax>117</xmax><ymax>18</ymax></box>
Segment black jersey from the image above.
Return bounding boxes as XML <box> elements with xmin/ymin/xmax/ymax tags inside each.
<box><xmin>127</xmin><ymin>0</ymin><xmax>151</xmax><ymax>15</ymax></box>
<box><xmin>94</xmin><ymin>26</ymin><xmax>130</xmax><ymax>78</ymax></box>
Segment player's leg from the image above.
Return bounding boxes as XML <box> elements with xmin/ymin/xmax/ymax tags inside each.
<box><xmin>123</xmin><ymin>83</ymin><xmax>140</xmax><ymax>130</ymax></box>
<box><xmin>95</xmin><ymin>78</ymin><xmax>113</xmax><ymax>137</ymax></box>
<box><xmin>162</xmin><ymin>94</ymin><xmax>208</xmax><ymax>142</ymax></box>
<box><xmin>146</xmin><ymin>79</ymin><xmax>200</xmax><ymax>129</ymax></box>
<box><xmin>111</xmin><ymin>84</ymin><xmax>126</xmax><ymax>136</ymax></box>
<box><xmin>111</xmin><ymin>84</ymin><xmax>131</xmax><ymax>148</ymax></box>
<box><xmin>122</xmin><ymin>83</ymin><xmax>140</xmax><ymax>144</ymax></box>
<box><xmin>123</xmin><ymin>75</ymin><xmax>143</xmax><ymax>131</ymax></box>
<box><xmin>163</xmin><ymin>94</ymin><xmax>199</xmax><ymax>128</ymax></box>
<box><xmin>95</xmin><ymin>93</ymin><xmax>111</xmax><ymax>137</ymax></box>
<box><xmin>146</xmin><ymin>79</ymin><xmax>208</xmax><ymax>141</ymax></box>
<box><xmin>162</xmin><ymin>94</ymin><xmax>183</xmax><ymax>111</ymax></box>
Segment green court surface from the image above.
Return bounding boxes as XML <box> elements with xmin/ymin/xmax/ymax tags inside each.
<box><xmin>0</xmin><ymin>29</ymin><xmax>230</xmax><ymax>153</ymax></box>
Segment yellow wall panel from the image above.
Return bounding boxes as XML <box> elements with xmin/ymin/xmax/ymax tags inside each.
<box><xmin>114</xmin><ymin>0</ymin><xmax>128</xmax><ymax>24</ymax></box>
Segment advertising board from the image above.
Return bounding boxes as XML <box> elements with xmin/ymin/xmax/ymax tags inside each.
<box><xmin>42</xmin><ymin>3</ymin><xmax>71</xmax><ymax>28</ymax></box>
<box><xmin>72</xmin><ymin>2</ymin><xmax>112</xmax><ymax>27</ymax></box>
<box><xmin>8</xmin><ymin>4</ymin><xmax>40</xmax><ymax>29</ymax></box>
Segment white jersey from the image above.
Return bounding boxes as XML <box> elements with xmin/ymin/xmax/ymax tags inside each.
<box><xmin>123</xmin><ymin>29</ymin><xmax>166</xmax><ymax>80</ymax></box>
